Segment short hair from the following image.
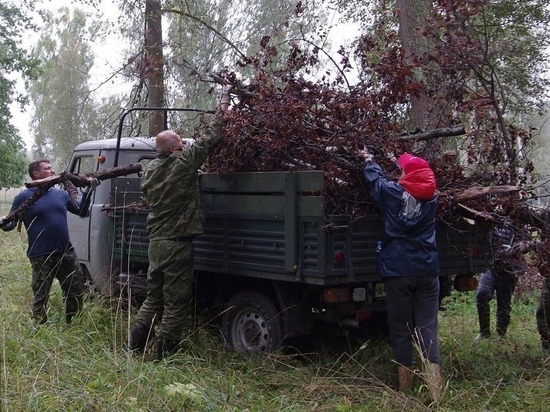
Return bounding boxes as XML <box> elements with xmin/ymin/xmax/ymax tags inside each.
<box><xmin>28</xmin><ymin>159</ymin><xmax>50</xmax><ymax>178</ymax></box>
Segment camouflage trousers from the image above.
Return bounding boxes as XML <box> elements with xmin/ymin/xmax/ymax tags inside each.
<box><xmin>536</xmin><ymin>277</ymin><xmax>550</xmax><ymax>347</ymax></box>
<box><xmin>29</xmin><ymin>249</ymin><xmax>85</xmax><ymax>324</ymax></box>
<box><xmin>134</xmin><ymin>239</ymin><xmax>194</xmax><ymax>342</ymax></box>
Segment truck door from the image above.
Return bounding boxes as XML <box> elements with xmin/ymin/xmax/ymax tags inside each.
<box><xmin>66</xmin><ymin>151</ymin><xmax>100</xmax><ymax>261</ymax></box>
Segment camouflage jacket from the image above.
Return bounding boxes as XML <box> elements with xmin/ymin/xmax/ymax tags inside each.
<box><xmin>142</xmin><ymin>119</ymin><xmax>224</xmax><ymax>240</ymax></box>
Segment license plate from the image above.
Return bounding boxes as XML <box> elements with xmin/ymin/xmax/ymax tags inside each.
<box><xmin>374</xmin><ymin>282</ymin><xmax>386</xmax><ymax>298</ymax></box>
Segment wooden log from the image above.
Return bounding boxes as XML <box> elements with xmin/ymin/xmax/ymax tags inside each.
<box><xmin>457</xmin><ymin>203</ymin><xmax>496</xmax><ymax>222</ymax></box>
<box><xmin>1</xmin><ymin>163</ymin><xmax>142</xmax><ymax>228</ymax></box>
<box><xmin>393</xmin><ymin>126</ymin><xmax>467</xmax><ymax>141</ymax></box>
<box><xmin>453</xmin><ymin>185</ymin><xmax>521</xmax><ymax>203</ymax></box>
<box><xmin>25</xmin><ymin>163</ymin><xmax>142</xmax><ymax>188</ymax></box>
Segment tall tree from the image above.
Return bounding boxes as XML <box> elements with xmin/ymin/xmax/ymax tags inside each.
<box><xmin>29</xmin><ymin>7</ymin><xmax>108</xmax><ymax>169</ymax></box>
<box><xmin>0</xmin><ymin>1</ymin><xmax>39</xmax><ymax>188</ymax></box>
<box><xmin>145</xmin><ymin>0</ymin><xmax>165</xmax><ymax>136</ymax></box>
<box><xmin>116</xmin><ymin>0</ymin><xmax>326</xmax><ymax>135</ymax></box>
<box><xmin>422</xmin><ymin>0</ymin><xmax>550</xmax><ymax>183</ymax></box>
<box><xmin>395</xmin><ymin>0</ymin><xmax>446</xmax><ymax>131</ymax></box>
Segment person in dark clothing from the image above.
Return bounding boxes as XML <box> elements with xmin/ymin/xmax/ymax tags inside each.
<box><xmin>361</xmin><ymin>150</ymin><xmax>442</xmax><ymax>400</ymax></box>
<box><xmin>0</xmin><ymin>159</ymin><xmax>96</xmax><ymax>324</ymax></box>
<box><xmin>128</xmin><ymin>86</ymin><xmax>230</xmax><ymax>360</ymax></box>
<box><xmin>475</xmin><ymin>217</ymin><xmax>528</xmax><ymax>339</ymax></box>
<box><xmin>536</xmin><ymin>276</ymin><xmax>550</xmax><ymax>352</ymax></box>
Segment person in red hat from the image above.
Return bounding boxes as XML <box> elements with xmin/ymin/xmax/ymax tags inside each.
<box><xmin>360</xmin><ymin>149</ymin><xmax>442</xmax><ymax>400</ymax></box>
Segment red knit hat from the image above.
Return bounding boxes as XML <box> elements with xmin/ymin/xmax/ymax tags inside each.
<box><xmin>397</xmin><ymin>153</ymin><xmax>430</xmax><ymax>174</ymax></box>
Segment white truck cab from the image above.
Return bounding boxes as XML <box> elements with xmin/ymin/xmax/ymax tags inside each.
<box><xmin>67</xmin><ymin>137</ymin><xmax>157</xmax><ymax>292</ymax></box>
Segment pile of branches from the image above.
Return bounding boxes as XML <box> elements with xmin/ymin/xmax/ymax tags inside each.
<box><xmin>193</xmin><ymin>35</ymin><xmax>550</xmax><ymax>274</ymax></box>
<box><xmin>199</xmin><ymin>43</ymin><xmax>502</xmax><ymax>220</ymax></box>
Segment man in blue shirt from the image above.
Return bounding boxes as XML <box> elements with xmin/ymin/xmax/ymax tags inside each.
<box><xmin>1</xmin><ymin>159</ymin><xmax>95</xmax><ymax>324</ymax></box>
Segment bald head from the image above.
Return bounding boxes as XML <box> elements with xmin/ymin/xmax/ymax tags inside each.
<box><xmin>156</xmin><ymin>130</ymin><xmax>183</xmax><ymax>155</ymax></box>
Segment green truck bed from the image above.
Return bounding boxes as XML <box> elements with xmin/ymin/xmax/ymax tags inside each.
<box><xmin>108</xmin><ymin>170</ymin><xmax>487</xmax><ymax>286</ymax></box>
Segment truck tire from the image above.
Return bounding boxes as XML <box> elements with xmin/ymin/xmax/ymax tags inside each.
<box><xmin>221</xmin><ymin>290</ymin><xmax>283</xmax><ymax>353</ymax></box>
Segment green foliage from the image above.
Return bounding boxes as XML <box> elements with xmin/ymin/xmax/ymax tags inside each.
<box><xmin>0</xmin><ymin>230</ymin><xmax>548</xmax><ymax>411</ymax></box>
<box><xmin>0</xmin><ymin>1</ymin><xmax>40</xmax><ymax>188</ymax></box>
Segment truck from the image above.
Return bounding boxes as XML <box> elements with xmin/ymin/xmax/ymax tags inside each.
<box><xmin>66</xmin><ymin>109</ymin><xmax>488</xmax><ymax>352</ymax></box>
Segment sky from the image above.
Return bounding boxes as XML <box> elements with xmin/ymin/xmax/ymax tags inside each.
<box><xmin>10</xmin><ymin>1</ymin><xmax>360</xmax><ymax>152</ymax></box>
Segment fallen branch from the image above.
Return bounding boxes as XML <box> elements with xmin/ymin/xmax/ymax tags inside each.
<box><xmin>26</xmin><ymin>163</ymin><xmax>142</xmax><ymax>189</ymax></box>
<box><xmin>394</xmin><ymin>126</ymin><xmax>467</xmax><ymax>141</ymax></box>
<box><xmin>453</xmin><ymin>185</ymin><xmax>521</xmax><ymax>203</ymax></box>
<box><xmin>457</xmin><ymin>203</ymin><xmax>496</xmax><ymax>222</ymax></box>
<box><xmin>1</xmin><ymin>163</ymin><xmax>142</xmax><ymax>228</ymax></box>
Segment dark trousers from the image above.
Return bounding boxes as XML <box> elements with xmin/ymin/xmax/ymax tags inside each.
<box><xmin>536</xmin><ymin>277</ymin><xmax>550</xmax><ymax>347</ymax></box>
<box><xmin>385</xmin><ymin>275</ymin><xmax>440</xmax><ymax>366</ymax></box>
<box><xmin>476</xmin><ymin>269</ymin><xmax>517</xmax><ymax>337</ymax></box>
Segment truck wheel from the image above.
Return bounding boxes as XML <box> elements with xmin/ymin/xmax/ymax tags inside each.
<box><xmin>221</xmin><ymin>290</ymin><xmax>283</xmax><ymax>353</ymax></box>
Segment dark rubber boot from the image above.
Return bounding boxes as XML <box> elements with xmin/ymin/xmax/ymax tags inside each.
<box><xmin>157</xmin><ymin>337</ymin><xmax>179</xmax><ymax>360</ymax></box>
<box><xmin>496</xmin><ymin>322</ymin><xmax>508</xmax><ymax>338</ymax></box>
<box><xmin>129</xmin><ymin>324</ymin><xmax>152</xmax><ymax>352</ymax></box>
<box><xmin>477</xmin><ymin>306</ymin><xmax>491</xmax><ymax>338</ymax></box>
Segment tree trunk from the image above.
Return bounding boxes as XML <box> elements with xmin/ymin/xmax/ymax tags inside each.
<box><xmin>396</xmin><ymin>0</ymin><xmax>431</xmax><ymax>129</ymax></box>
<box><xmin>145</xmin><ymin>0</ymin><xmax>165</xmax><ymax>136</ymax></box>
<box><xmin>396</xmin><ymin>0</ymin><xmax>458</xmax><ymax>158</ymax></box>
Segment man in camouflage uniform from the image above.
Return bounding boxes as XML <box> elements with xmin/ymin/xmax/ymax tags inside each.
<box><xmin>129</xmin><ymin>87</ymin><xmax>230</xmax><ymax>359</ymax></box>
<box><xmin>1</xmin><ymin>159</ymin><xmax>96</xmax><ymax>324</ymax></box>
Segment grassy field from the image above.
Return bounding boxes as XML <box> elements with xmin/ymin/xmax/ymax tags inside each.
<box><xmin>0</xmin><ymin>203</ymin><xmax>548</xmax><ymax>411</ymax></box>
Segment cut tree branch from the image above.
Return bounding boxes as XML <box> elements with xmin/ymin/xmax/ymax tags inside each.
<box><xmin>1</xmin><ymin>164</ymin><xmax>142</xmax><ymax>228</ymax></box>
<box><xmin>394</xmin><ymin>126</ymin><xmax>467</xmax><ymax>141</ymax></box>
<box><xmin>453</xmin><ymin>185</ymin><xmax>521</xmax><ymax>203</ymax></box>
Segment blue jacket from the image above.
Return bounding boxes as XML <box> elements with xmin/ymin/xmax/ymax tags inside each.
<box><xmin>363</xmin><ymin>161</ymin><xmax>440</xmax><ymax>278</ymax></box>
<box><xmin>4</xmin><ymin>187</ymin><xmax>91</xmax><ymax>258</ymax></box>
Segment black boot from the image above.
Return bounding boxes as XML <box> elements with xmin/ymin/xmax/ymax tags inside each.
<box><xmin>129</xmin><ymin>324</ymin><xmax>152</xmax><ymax>352</ymax></box>
<box><xmin>65</xmin><ymin>295</ymin><xmax>83</xmax><ymax>324</ymax></box>
<box><xmin>157</xmin><ymin>337</ymin><xmax>179</xmax><ymax>360</ymax></box>
<box><xmin>496</xmin><ymin>322</ymin><xmax>508</xmax><ymax>338</ymax></box>
<box><xmin>476</xmin><ymin>306</ymin><xmax>491</xmax><ymax>339</ymax></box>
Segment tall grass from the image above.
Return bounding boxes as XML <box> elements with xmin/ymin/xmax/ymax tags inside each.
<box><xmin>0</xmin><ymin>213</ymin><xmax>548</xmax><ymax>411</ymax></box>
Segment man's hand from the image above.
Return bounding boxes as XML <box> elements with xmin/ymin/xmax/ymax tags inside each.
<box><xmin>357</xmin><ymin>147</ymin><xmax>374</xmax><ymax>162</ymax></box>
<box><xmin>508</xmin><ymin>240</ymin><xmax>537</xmax><ymax>256</ymax></box>
<box><xmin>87</xmin><ymin>177</ymin><xmax>101</xmax><ymax>189</ymax></box>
